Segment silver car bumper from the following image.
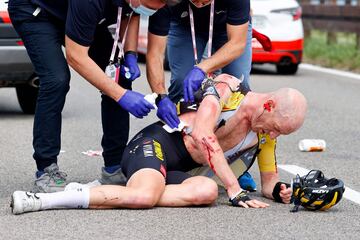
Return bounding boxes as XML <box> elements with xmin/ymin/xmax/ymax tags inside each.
<box><xmin>0</xmin><ymin>46</ymin><xmax>34</xmax><ymax>85</ymax></box>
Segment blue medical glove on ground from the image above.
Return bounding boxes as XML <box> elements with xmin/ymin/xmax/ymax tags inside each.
<box><xmin>156</xmin><ymin>96</ymin><xmax>180</xmax><ymax>129</ymax></box>
<box><xmin>238</xmin><ymin>172</ymin><xmax>257</xmax><ymax>192</ymax></box>
<box><xmin>117</xmin><ymin>90</ymin><xmax>154</xmax><ymax>118</ymax></box>
<box><xmin>120</xmin><ymin>51</ymin><xmax>140</xmax><ymax>81</ymax></box>
<box><xmin>183</xmin><ymin>66</ymin><xmax>206</xmax><ymax>102</ymax></box>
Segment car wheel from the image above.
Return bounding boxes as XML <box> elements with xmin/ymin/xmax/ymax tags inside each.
<box><xmin>276</xmin><ymin>62</ymin><xmax>299</xmax><ymax>75</ymax></box>
<box><xmin>16</xmin><ymin>75</ymin><xmax>39</xmax><ymax>114</ymax></box>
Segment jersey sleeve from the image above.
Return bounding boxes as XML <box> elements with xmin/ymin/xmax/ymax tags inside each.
<box><xmin>65</xmin><ymin>0</ymin><xmax>104</xmax><ymax>46</ymax></box>
<box><xmin>226</xmin><ymin>0</ymin><xmax>250</xmax><ymax>25</ymax></box>
<box><xmin>257</xmin><ymin>134</ymin><xmax>278</xmax><ymax>173</ymax></box>
<box><xmin>148</xmin><ymin>7</ymin><xmax>171</xmax><ymax>36</ymax></box>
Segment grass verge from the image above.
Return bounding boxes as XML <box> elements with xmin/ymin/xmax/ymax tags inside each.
<box><xmin>303</xmin><ymin>30</ymin><xmax>360</xmax><ymax>73</ymax></box>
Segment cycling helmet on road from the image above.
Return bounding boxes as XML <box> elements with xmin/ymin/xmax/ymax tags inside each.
<box><xmin>291</xmin><ymin>170</ymin><xmax>345</xmax><ymax>212</ymax></box>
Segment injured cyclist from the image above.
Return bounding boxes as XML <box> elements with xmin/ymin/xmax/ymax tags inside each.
<box><xmin>11</xmin><ymin>73</ymin><xmax>307</xmax><ymax>214</ymax></box>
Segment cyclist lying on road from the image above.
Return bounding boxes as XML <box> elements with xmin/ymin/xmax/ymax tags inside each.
<box><xmin>11</xmin><ymin>73</ymin><xmax>307</xmax><ymax>214</ymax></box>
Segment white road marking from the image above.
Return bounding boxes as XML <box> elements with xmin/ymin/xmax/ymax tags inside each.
<box><xmin>278</xmin><ymin>164</ymin><xmax>360</xmax><ymax>205</ymax></box>
<box><xmin>300</xmin><ymin>63</ymin><xmax>360</xmax><ymax>81</ymax></box>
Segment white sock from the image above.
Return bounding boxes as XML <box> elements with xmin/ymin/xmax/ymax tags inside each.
<box><xmin>37</xmin><ymin>188</ymin><xmax>90</xmax><ymax>210</ymax></box>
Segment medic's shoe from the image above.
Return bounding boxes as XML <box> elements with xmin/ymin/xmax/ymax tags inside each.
<box><xmin>99</xmin><ymin>167</ymin><xmax>127</xmax><ymax>185</ymax></box>
<box><xmin>33</xmin><ymin>163</ymin><xmax>67</xmax><ymax>193</ymax></box>
<box><xmin>11</xmin><ymin>191</ymin><xmax>42</xmax><ymax>215</ymax></box>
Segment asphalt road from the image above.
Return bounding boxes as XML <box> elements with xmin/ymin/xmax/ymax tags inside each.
<box><xmin>0</xmin><ymin>64</ymin><xmax>359</xmax><ymax>239</ymax></box>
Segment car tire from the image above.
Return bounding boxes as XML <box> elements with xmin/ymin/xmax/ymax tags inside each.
<box><xmin>16</xmin><ymin>75</ymin><xmax>39</xmax><ymax>114</ymax></box>
<box><xmin>276</xmin><ymin>63</ymin><xmax>299</xmax><ymax>75</ymax></box>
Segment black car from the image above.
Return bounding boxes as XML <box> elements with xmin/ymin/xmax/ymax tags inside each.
<box><xmin>0</xmin><ymin>4</ymin><xmax>38</xmax><ymax>114</ymax></box>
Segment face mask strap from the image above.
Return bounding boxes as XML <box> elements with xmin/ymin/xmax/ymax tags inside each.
<box><xmin>129</xmin><ymin>0</ymin><xmax>157</xmax><ymax>16</ymax></box>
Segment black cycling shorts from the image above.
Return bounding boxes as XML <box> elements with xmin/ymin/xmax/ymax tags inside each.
<box><xmin>121</xmin><ymin>121</ymin><xmax>201</xmax><ymax>184</ymax></box>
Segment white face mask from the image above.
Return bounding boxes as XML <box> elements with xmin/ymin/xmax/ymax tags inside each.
<box><xmin>129</xmin><ymin>0</ymin><xmax>157</xmax><ymax>16</ymax></box>
<box><xmin>189</xmin><ymin>0</ymin><xmax>212</xmax><ymax>8</ymax></box>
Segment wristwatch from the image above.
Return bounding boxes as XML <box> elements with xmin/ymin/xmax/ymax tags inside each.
<box><xmin>155</xmin><ymin>94</ymin><xmax>168</xmax><ymax>106</ymax></box>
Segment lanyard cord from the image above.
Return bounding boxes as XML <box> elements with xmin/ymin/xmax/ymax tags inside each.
<box><xmin>109</xmin><ymin>8</ymin><xmax>134</xmax><ymax>64</ymax></box>
<box><xmin>188</xmin><ymin>5</ymin><xmax>198</xmax><ymax>64</ymax></box>
<box><xmin>208</xmin><ymin>0</ymin><xmax>215</xmax><ymax>59</ymax></box>
<box><xmin>109</xmin><ymin>7</ymin><xmax>122</xmax><ymax>64</ymax></box>
<box><xmin>118</xmin><ymin>11</ymin><xmax>133</xmax><ymax>62</ymax></box>
<box><xmin>188</xmin><ymin>0</ymin><xmax>215</xmax><ymax>66</ymax></box>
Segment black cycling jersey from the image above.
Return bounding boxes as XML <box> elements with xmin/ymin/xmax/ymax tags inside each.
<box><xmin>30</xmin><ymin>0</ymin><xmax>133</xmax><ymax>46</ymax></box>
<box><xmin>148</xmin><ymin>0</ymin><xmax>250</xmax><ymax>36</ymax></box>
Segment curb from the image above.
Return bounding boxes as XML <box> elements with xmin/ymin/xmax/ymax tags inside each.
<box><xmin>300</xmin><ymin>63</ymin><xmax>360</xmax><ymax>81</ymax></box>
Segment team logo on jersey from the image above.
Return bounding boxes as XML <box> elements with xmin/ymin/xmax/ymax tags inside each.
<box><xmin>132</xmin><ymin>133</ymin><xmax>143</xmax><ymax>142</ymax></box>
<box><xmin>260</xmin><ymin>137</ymin><xmax>266</xmax><ymax>144</ymax></box>
<box><xmin>129</xmin><ymin>145</ymin><xmax>139</xmax><ymax>154</ymax></box>
<box><xmin>222</xmin><ymin>92</ymin><xmax>244</xmax><ymax>112</ymax></box>
<box><xmin>215</xmin><ymin>10</ymin><xmax>226</xmax><ymax>15</ymax></box>
<box><xmin>153</xmin><ymin>140</ymin><xmax>164</xmax><ymax>161</ymax></box>
<box><xmin>143</xmin><ymin>142</ymin><xmax>154</xmax><ymax>157</ymax></box>
<box><xmin>187</xmin><ymin>104</ymin><xmax>198</xmax><ymax>110</ymax></box>
<box><xmin>181</xmin><ymin>11</ymin><xmax>189</xmax><ymax>18</ymax></box>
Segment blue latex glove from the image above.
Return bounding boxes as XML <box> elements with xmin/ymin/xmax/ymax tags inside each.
<box><xmin>117</xmin><ymin>90</ymin><xmax>154</xmax><ymax>118</ymax></box>
<box><xmin>183</xmin><ymin>66</ymin><xmax>206</xmax><ymax>102</ymax></box>
<box><xmin>156</xmin><ymin>96</ymin><xmax>180</xmax><ymax>129</ymax></box>
<box><xmin>120</xmin><ymin>52</ymin><xmax>140</xmax><ymax>81</ymax></box>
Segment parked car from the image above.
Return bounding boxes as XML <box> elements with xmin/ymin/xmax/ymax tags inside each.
<box><xmin>0</xmin><ymin>2</ymin><xmax>38</xmax><ymax>114</ymax></box>
<box><xmin>251</xmin><ymin>0</ymin><xmax>304</xmax><ymax>74</ymax></box>
<box><xmin>137</xmin><ymin>1</ymin><xmax>304</xmax><ymax>75</ymax></box>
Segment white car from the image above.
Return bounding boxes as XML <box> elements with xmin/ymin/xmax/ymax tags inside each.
<box><xmin>251</xmin><ymin>0</ymin><xmax>304</xmax><ymax>74</ymax></box>
<box><xmin>136</xmin><ymin>1</ymin><xmax>304</xmax><ymax>74</ymax></box>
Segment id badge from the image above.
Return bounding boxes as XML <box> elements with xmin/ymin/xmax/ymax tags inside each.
<box><xmin>105</xmin><ymin>64</ymin><xmax>120</xmax><ymax>83</ymax></box>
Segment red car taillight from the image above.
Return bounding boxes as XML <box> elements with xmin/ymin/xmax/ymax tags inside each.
<box><xmin>0</xmin><ymin>11</ymin><xmax>11</xmax><ymax>23</ymax></box>
<box><xmin>271</xmin><ymin>6</ymin><xmax>302</xmax><ymax>21</ymax></box>
<box><xmin>293</xmin><ymin>7</ymin><xmax>302</xmax><ymax>21</ymax></box>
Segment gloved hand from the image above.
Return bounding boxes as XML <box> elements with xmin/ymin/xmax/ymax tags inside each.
<box><xmin>183</xmin><ymin>66</ymin><xmax>206</xmax><ymax>103</ymax></box>
<box><xmin>117</xmin><ymin>90</ymin><xmax>154</xmax><ymax>118</ymax></box>
<box><xmin>156</xmin><ymin>96</ymin><xmax>180</xmax><ymax>129</ymax></box>
<box><xmin>120</xmin><ymin>51</ymin><xmax>141</xmax><ymax>81</ymax></box>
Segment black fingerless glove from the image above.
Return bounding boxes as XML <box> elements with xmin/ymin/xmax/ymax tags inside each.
<box><xmin>229</xmin><ymin>190</ymin><xmax>251</xmax><ymax>207</ymax></box>
<box><xmin>272</xmin><ymin>181</ymin><xmax>291</xmax><ymax>203</ymax></box>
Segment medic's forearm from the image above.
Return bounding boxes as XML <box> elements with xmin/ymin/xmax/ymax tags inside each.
<box><xmin>65</xmin><ymin>36</ymin><xmax>126</xmax><ymax>101</ymax></box>
<box><xmin>124</xmin><ymin>15</ymin><xmax>140</xmax><ymax>52</ymax></box>
<box><xmin>146</xmin><ymin>33</ymin><xmax>167</xmax><ymax>93</ymax></box>
<box><xmin>197</xmin><ymin>23</ymin><xmax>248</xmax><ymax>73</ymax></box>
